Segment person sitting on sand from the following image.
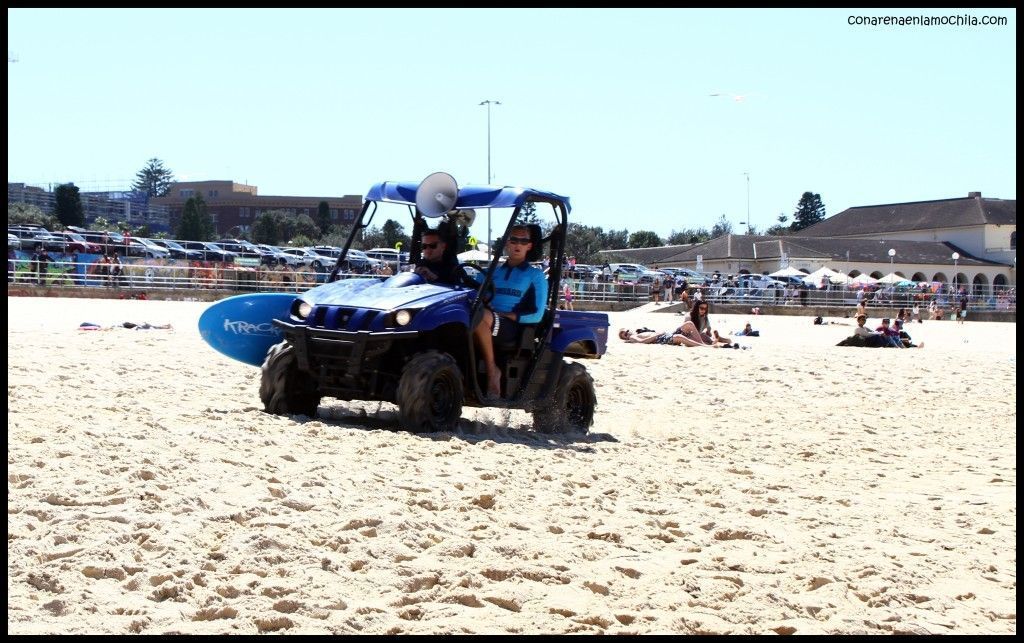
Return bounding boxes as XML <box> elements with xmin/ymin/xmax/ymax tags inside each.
<box><xmin>682</xmin><ymin>300</ymin><xmax>733</xmax><ymax>347</ymax></box>
<box><xmin>892</xmin><ymin>319</ymin><xmax>924</xmax><ymax>348</ymax></box>
<box><xmin>875</xmin><ymin>318</ymin><xmax>906</xmax><ymax>348</ymax></box>
<box><xmin>836</xmin><ymin>314</ymin><xmax>886</xmax><ymax>347</ymax></box>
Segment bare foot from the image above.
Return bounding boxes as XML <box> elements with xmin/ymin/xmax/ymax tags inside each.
<box><xmin>486</xmin><ymin>367</ymin><xmax>502</xmax><ymax>398</ymax></box>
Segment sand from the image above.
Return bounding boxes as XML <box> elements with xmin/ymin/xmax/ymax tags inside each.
<box><xmin>7</xmin><ymin>296</ymin><xmax>1016</xmax><ymax>634</ymax></box>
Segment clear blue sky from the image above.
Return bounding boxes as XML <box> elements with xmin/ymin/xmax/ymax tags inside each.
<box><xmin>7</xmin><ymin>8</ymin><xmax>1017</xmax><ymax>242</ymax></box>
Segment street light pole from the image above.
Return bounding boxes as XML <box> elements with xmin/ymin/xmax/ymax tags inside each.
<box><xmin>744</xmin><ymin>172</ymin><xmax>751</xmax><ymax>234</ymax></box>
<box><xmin>952</xmin><ymin>252</ymin><xmax>960</xmax><ymax>295</ymax></box>
<box><xmin>888</xmin><ymin>247</ymin><xmax>895</xmax><ymax>275</ymax></box>
<box><xmin>480</xmin><ymin>99</ymin><xmax>501</xmax><ymax>257</ymax></box>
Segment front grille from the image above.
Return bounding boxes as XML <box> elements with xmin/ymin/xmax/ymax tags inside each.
<box><xmin>310</xmin><ymin>306</ymin><xmax>382</xmax><ymax>332</ymax></box>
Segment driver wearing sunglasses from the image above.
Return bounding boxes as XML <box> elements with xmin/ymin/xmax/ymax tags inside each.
<box><xmin>472</xmin><ymin>225</ymin><xmax>548</xmax><ymax>399</ymax></box>
<box><xmin>413</xmin><ymin>228</ymin><xmax>460</xmax><ymax>285</ymax></box>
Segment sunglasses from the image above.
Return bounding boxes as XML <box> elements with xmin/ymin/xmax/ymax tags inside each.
<box><xmin>507</xmin><ymin>236</ymin><xmax>532</xmax><ymax>245</ymax></box>
<box><xmin>421</xmin><ymin>242</ymin><xmax>440</xmax><ymax>250</ymax></box>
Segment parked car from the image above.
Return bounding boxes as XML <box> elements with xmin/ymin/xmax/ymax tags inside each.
<box><xmin>150</xmin><ymin>239</ymin><xmax>204</xmax><ymax>261</ymax></box>
<box><xmin>78</xmin><ymin>230</ymin><xmax>126</xmax><ymax>254</ymax></box>
<box><xmin>215</xmin><ymin>239</ymin><xmax>262</xmax><ymax>259</ymax></box>
<box><xmin>125</xmin><ymin>237</ymin><xmax>171</xmax><ymax>260</ymax></box>
<box><xmin>365</xmin><ymin>247</ymin><xmax>410</xmax><ymax>271</ymax></box>
<box><xmin>607</xmin><ymin>263</ymin><xmax>661</xmax><ymax>284</ymax></box>
<box><xmin>276</xmin><ymin>247</ymin><xmax>337</xmax><ymax>272</ymax></box>
<box><xmin>259</xmin><ymin>245</ymin><xmax>304</xmax><ymax>267</ymax></box>
<box><xmin>52</xmin><ymin>231</ymin><xmax>103</xmax><ymax>254</ymax></box>
<box><xmin>178</xmin><ymin>241</ymin><xmax>238</xmax><ymax>263</ymax></box>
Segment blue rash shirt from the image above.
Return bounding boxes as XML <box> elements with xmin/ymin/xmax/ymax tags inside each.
<box><xmin>475</xmin><ymin>262</ymin><xmax>549</xmax><ymax>324</ymax></box>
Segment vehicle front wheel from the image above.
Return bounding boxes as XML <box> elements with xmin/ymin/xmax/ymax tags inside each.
<box><xmin>396</xmin><ymin>351</ymin><xmax>464</xmax><ymax>433</ymax></box>
<box><xmin>260</xmin><ymin>341</ymin><xmax>322</xmax><ymax>417</ymax></box>
<box><xmin>533</xmin><ymin>361</ymin><xmax>596</xmax><ymax>435</ymax></box>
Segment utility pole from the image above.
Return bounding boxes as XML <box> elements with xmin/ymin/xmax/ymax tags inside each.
<box><xmin>479</xmin><ymin>99</ymin><xmax>501</xmax><ymax>257</ymax></box>
<box><xmin>744</xmin><ymin>172</ymin><xmax>751</xmax><ymax>235</ymax></box>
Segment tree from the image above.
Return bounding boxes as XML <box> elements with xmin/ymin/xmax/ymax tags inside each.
<box><xmin>380</xmin><ymin>219</ymin><xmax>409</xmax><ymax>249</ymax></box>
<box><xmin>316</xmin><ymin>201</ymin><xmax>331</xmax><ymax>236</ymax></box>
<box><xmin>291</xmin><ymin>213</ymin><xmax>320</xmax><ymax>242</ymax></box>
<box><xmin>288</xmin><ymin>234</ymin><xmax>315</xmax><ymax>249</ymax></box>
<box><xmin>89</xmin><ymin>216</ymin><xmax>120</xmax><ymax>232</ymax></box>
<box><xmin>359</xmin><ymin>225</ymin><xmax>387</xmax><ymax>249</ymax></box>
<box><xmin>514</xmin><ymin>202</ymin><xmax>540</xmax><ymax>225</ymax></box>
<box><xmin>176</xmin><ymin>193</ymin><xmax>215</xmax><ymax>241</ymax></box>
<box><xmin>252</xmin><ymin>211</ymin><xmax>285</xmax><ymax>245</ymax></box>
<box><xmin>250</xmin><ymin>210</ymin><xmax>319</xmax><ymax>245</ymax></box>
<box><xmin>603</xmin><ymin>228</ymin><xmax>629</xmax><ymax>250</ymax></box>
<box><xmin>8</xmin><ymin>203</ymin><xmax>60</xmax><ymax>230</ymax></box>
<box><xmin>319</xmin><ymin>229</ymin><xmax>353</xmax><ymax>249</ymax></box>
<box><xmin>132</xmin><ymin>158</ymin><xmax>174</xmax><ymax>198</ymax></box>
<box><xmin>54</xmin><ymin>183</ymin><xmax>85</xmax><ymax>228</ymax></box>
<box><xmin>790</xmin><ymin>192</ymin><xmax>826</xmax><ymax>232</ymax></box>
<box><xmin>564</xmin><ymin>223</ymin><xmax>606</xmax><ymax>263</ymax></box>
<box><xmin>628</xmin><ymin>230</ymin><xmax>662</xmax><ymax>248</ymax></box>
<box><xmin>710</xmin><ymin>214</ymin><xmax>733</xmax><ymax>238</ymax></box>
<box><xmin>765</xmin><ymin>213</ymin><xmax>792</xmax><ymax>236</ymax></box>
<box><xmin>667</xmin><ymin>227</ymin><xmax>711</xmax><ymax>245</ymax></box>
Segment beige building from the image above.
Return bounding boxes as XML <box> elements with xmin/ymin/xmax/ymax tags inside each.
<box><xmin>151</xmin><ymin>180</ymin><xmax>364</xmax><ymax>236</ymax></box>
<box><xmin>600</xmin><ymin>192</ymin><xmax>1016</xmax><ymax>292</ymax></box>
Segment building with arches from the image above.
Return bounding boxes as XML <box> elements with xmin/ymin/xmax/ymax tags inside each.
<box><xmin>598</xmin><ymin>192</ymin><xmax>1015</xmax><ymax>296</ymax></box>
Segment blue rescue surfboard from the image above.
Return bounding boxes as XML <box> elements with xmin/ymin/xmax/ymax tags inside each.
<box><xmin>198</xmin><ymin>292</ymin><xmax>296</xmax><ymax>366</ymax></box>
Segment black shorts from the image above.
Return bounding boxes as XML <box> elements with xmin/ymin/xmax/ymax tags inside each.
<box><xmin>492</xmin><ymin>313</ymin><xmax>522</xmax><ymax>344</ymax></box>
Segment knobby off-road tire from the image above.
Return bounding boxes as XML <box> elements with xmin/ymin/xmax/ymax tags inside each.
<box><xmin>260</xmin><ymin>341</ymin><xmax>322</xmax><ymax>417</ymax></box>
<box><xmin>396</xmin><ymin>351</ymin><xmax>464</xmax><ymax>433</ymax></box>
<box><xmin>533</xmin><ymin>361</ymin><xmax>596</xmax><ymax>435</ymax></box>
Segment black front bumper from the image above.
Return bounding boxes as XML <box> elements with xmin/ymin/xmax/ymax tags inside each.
<box><xmin>274</xmin><ymin>319</ymin><xmax>419</xmax><ymax>399</ymax></box>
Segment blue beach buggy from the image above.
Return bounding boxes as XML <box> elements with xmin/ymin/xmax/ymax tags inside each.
<box><xmin>259</xmin><ymin>173</ymin><xmax>609</xmax><ymax>434</ymax></box>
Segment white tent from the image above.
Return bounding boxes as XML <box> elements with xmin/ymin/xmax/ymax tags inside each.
<box><xmin>876</xmin><ymin>272</ymin><xmax>906</xmax><ymax>284</ymax></box>
<box><xmin>802</xmin><ymin>266</ymin><xmax>847</xmax><ymax>285</ymax></box>
<box><xmin>851</xmin><ymin>273</ymin><xmax>878</xmax><ymax>285</ymax></box>
<box><xmin>769</xmin><ymin>266</ymin><xmax>807</xmax><ymax>278</ymax></box>
<box><xmin>457</xmin><ymin>249</ymin><xmax>492</xmax><ymax>262</ymax></box>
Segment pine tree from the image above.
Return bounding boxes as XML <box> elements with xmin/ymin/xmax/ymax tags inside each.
<box><xmin>176</xmin><ymin>193</ymin><xmax>214</xmax><ymax>241</ymax></box>
<box><xmin>316</xmin><ymin>201</ymin><xmax>331</xmax><ymax>236</ymax></box>
<box><xmin>54</xmin><ymin>183</ymin><xmax>85</xmax><ymax>227</ymax></box>
<box><xmin>132</xmin><ymin>158</ymin><xmax>174</xmax><ymax>197</ymax></box>
<box><xmin>790</xmin><ymin>192</ymin><xmax>826</xmax><ymax>231</ymax></box>
<box><xmin>514</xmin><ymin>202</ymin><xmax>539</xmax><ymax>225</ymax></box>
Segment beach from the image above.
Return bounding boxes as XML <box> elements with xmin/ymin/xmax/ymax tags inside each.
<box><xmin>7</xmin><ymin>296</ymin><xmax>1017</xmax><ymax>634</ymax></box>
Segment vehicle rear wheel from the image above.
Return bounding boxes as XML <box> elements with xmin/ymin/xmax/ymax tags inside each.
<box><xmin>260</xmin><ymin>341</ymin><xmax>321</xmax><ymax>417</ymax></box>
<box><xmin>533</xmin><ymin>361</ymin><xmax>595</xmax><ymax>435</ymax></box>
<box><xmin>396</xmin><ymin>351</ymin><xmax>463</xmax><ymax>433</ymax></box>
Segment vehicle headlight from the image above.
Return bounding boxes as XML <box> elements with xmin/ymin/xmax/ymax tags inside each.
<box><xmin>296</xmin><ymin>300</ymin><xmax>313</xmax><ymax>320</ymax></box>
<box><xmin>394</xmin><ymin>309</ymin><xmax>413</xmax><ymax>326</ymax></box>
